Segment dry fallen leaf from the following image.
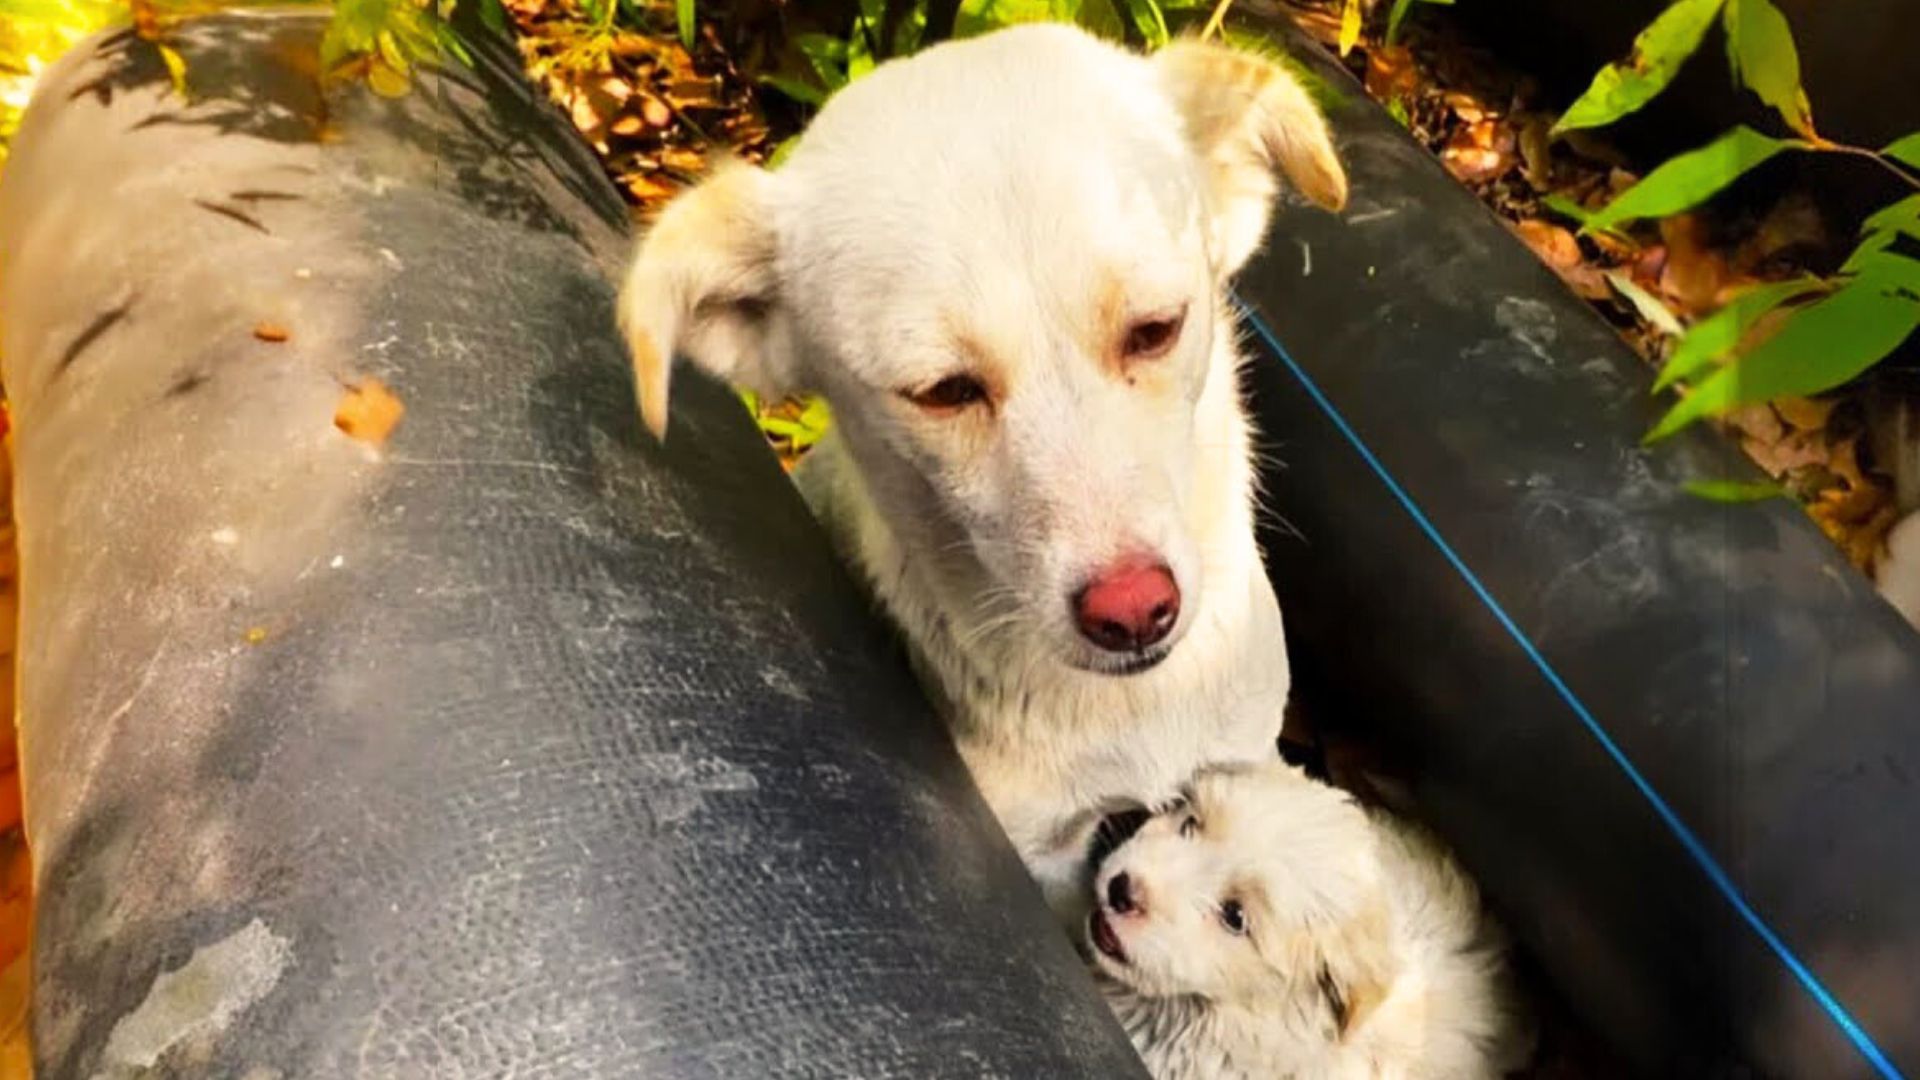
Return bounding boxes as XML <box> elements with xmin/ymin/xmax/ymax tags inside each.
<box><xmin>1365</xmin><ymin>46</ymin><xmax>1419</xmax><ymax>101</ymax></box>
<box><xmin>657</xmin><ymin>146</ymin><xmax>706</xmax><ymax>175</ymax></box>
<box><xmin>1511</xmin><ymin>219</ymin><xmax>1580</xmax><ymax>269</ymax></box>
<box><xmin>1441</xmin><ymin>119</ymin><xmax>1515</xmax><ymax>183</ymax></box>
<box><xmin>1510</xmin><ymin>218</ymin><xmax>1610</xmax><ymax>298</ymax></box>
<box><xmin>625</xmin><ymin>172</ymin><xmax>678</xmax><ymax>205</ymax></box>
<box><xmin>1743</xmin><ymin>430</ymin><xmax>1828</xmax><ymax>479</ymax></box>
<box><xmin>1774</xmin><ymin>395</ymin><xmax>1837</xmax><ymax>433</ymax></box>
<box><xmin>334</xmin><ymin>378</ymin><xmax>406</xmax><ymax>446</ymax></box>
<box><xmin>1726</xmin><ymin>402</ymin><xmax>1787</xmax><ymax>445</ymax></box>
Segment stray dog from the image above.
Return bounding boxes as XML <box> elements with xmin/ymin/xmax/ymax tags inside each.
<box><xmin>1087</xmin><ymin>761</ymin><xmax>1531</xmax><ymax>1079</ymax></box>
<box><xmin>618</xmin><ymin>24</ymin><xmax>1347</xmax><ymax>918</ymax></box>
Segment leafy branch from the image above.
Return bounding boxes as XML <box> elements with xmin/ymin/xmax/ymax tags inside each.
<box><xmin>1542</xmin><ymin>0</ymin><xmax>1920</xmax><ymax>445</ymax></box>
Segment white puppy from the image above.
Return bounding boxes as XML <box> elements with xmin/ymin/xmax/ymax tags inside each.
<box><xmin>1087</xmin><ymin>761</ymin><xmax>1531</xmax><ymax>1079</ymax></box>
<box><xmin>618</xmin><ymin>24</ymin><xmax>1347</xmax><ymax>917</ymax></box>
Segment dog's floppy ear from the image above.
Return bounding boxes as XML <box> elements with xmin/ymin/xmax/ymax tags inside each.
<box><xmin>1317</xmin><ymin>898</ymin><xmax>1395</xmax><ymax>1039</ymax></box>
<box><xmin>618</xmin><ymin>161</ymin><xmax>793</xmax><ymax>441</ymax></box>
<box><xmin>1152</xmin><ymin>39</ymin><xmax>1347</xmax><ymax>277</ymax></box>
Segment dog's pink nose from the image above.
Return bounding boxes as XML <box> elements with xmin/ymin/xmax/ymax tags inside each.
<box><xmin>1074</xmin><ymin>561</ymin><xmax>1180</xmax><ymax>653</ymax></box>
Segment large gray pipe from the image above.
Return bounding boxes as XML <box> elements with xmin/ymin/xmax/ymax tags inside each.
<box><xmin>1237</xmin><ymin>16</ymin><xmax>1920</xmax><ymax>1079</ymax></box>
<box><xmin>0</xmin><ymin>15</ymin><xmax>1145</xmax><ymax>1077</ymax></box>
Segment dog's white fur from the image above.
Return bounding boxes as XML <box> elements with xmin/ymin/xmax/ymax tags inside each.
<box><xmin>1877</xmin><ymin>511</ymin><xmax>1920</xmax><ymax>631</ymax></box>
<box><xmin>618</xmin><ymin>25</ymin><xmax>1347</xmax><ymax>917</ymax></box>
<box><xmin>1088</xmin><ymin>762</ymin><xmax>1532</xmax><ymax>1079</ymax></box>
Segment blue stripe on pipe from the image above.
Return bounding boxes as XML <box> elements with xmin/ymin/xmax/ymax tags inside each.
<box><xmin>1234</xmin><ymin>297</ymin><xmax>1903</xmax><ymax>1080</ymax></box>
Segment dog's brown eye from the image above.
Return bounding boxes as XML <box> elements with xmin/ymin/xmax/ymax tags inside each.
<box><xmin>1179</xmin><ymin>815</ymin><xmax>1199</xmax><ymax>839</ymax></box>
<box><xmin>1122</xmin><ymin>307</ymin><xmax>1186</xmax><ymax>360</ymax></box>
<box><xmin>905</xmin><ymin>374</ymin><xmax>989</xmax><ymax>412</ymax></box>
<box><xmin>1220</xmin><ymin>899</ymin><xmax>1247</xmax><ymax>935</ymax></box>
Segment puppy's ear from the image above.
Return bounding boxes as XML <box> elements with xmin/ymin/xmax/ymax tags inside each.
<box><xmin>1318</xmin><ymin>898</ymin><xmax>1395</xmax><ymax>1039</ymax></box>
<box><xmin>618</xmin><ymin>161</ymin><xmax>794</xmax><ymax>441</ymax></box>
<box><xmin>1152</xmin><ymin>40</ymin><xmax>1347</xmax><ymax>277</ymax></box>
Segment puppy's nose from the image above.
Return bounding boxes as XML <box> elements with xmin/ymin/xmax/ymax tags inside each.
<box><xmin>1107</xmin><ymin>871</ymin><xmax>1142</xmax><ymax>914</ymax></box>
<box><xmin>1074</xmin><ymin>561</ymin><xmax>1180</xmax><ymax>652</ymax></box>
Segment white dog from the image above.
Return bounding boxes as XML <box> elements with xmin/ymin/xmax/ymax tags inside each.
<box><xmin>618</xmin><ymin>24</ymin><xmax>1347</xmax><ymax>917</ymax></box>
<box><xmin>1086</xmin><ymin>761</ymin><xmax>1531</xmax><ymax>1079</ymax></box>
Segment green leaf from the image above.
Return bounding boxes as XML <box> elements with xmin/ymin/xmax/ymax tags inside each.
<box><xmin>675</xmin><ymin>0</ymin><xmax>695</xmax><ymax>50</ymax></box>
<box><xmin>1653</xmin><ymin>276</ymin><xmax>1823</xmax><ymax>390</ymax></box>
<box><xmin>1553</xmin><ymin>0</ymin><xmax>1724</xmax><ymax>135</ymax></box>
<box><xmin>1844</xmin><ymin>195</ymin><xmax>1920</xmax><ymax>271</ymax></box>
<box><xmin>1385</xmin><ymin>0</ymin><xmax>1450</xmax><ymax>46</ymax></box>
<box><xmin>845</xmin><ymin>18</ymin><xmax>877</xmax><ymax>81</ymax></box>
<box><xmin>1385</xmin><ymin>96</ymin><xmax>1410</xmax><ymax>128</ymax></box>
<box><xmin>1722</xmin><ymin>0</ymin><xmax>1812</xmax><ymax>137</ymax></box>
<box><xmin>475</xmin><ymin>0</ymin><xmax>506</xmax><ymax>34</ymax></box>
<box><xmin>1647</xmin><ymin>262</ymin><xmax>1920</xmax><ymax>441</ymax></box>
<box><xmin>1847</xmin><ymin>248</ymin><xmax>1920</xmax><ymax>294</ymax></box>
<box><xmin>376</xmin><ymin>28</ymin><xmax>409</xmax><ymax>74</ymax></box>
<box><xmin>796</xmin><ymin>396</ymin><xmax>833</xmax><ymax>430</ymax></box>
<box><xmin>1385</xmin><ymin>0</ymin><xmax>1414</xmax><ymax>44</ymax></box>
<box><xmin>1864</xmin><ymin>194</ymin><xmax>1920</xmax><ymax>241</ymax></box>
<box><xmin>760</xmin><ymin>396</ymin><xmax>833</xmax><ymax>447</ymax></box>
<box><xmin>758</xmin><ymin>73</ymin><xmax>827</xmax><ymax>105</ymax></box>
<box><xmin>955</xmin><ymin>0</ymin><xmax>1052</xmax><ymax>36</ymax></box>
<box><xmin>1061</xmin><ymin>0</ymin><xmax>1125</xmax><ymax>39</ymax></box>
<box><xmin>435</xmin><ymin>21</ymin><xmax>471</xmax><ymax>63</ymax></box>
<box><xmin>1884</xmin><ymin>132</ymin><xmax>1920</xmax><ymax>171</ymax></box>
<box><xmin>795</xmin><ymin>31</ymin><xmax>850</xmax><ymax>85</ymax></box>
<box><xmin>1587</xmin><ymin>126</ymin><xmax>1802</xmax><ymax>230</ymax></box>
<box><xmin>759</xmin><ymin>417</ymin><xmax>809</xmax><ymax>438</ymax></box>
<box><xmin>1684</xmin><ymin>478</ymin><xmax>1785</xmax><ymax>502</ymax></box>
<box><xmin>766</xmin><ymin>135</ymin><xmax>802</xmax><ymax>169</ymax></box>
<box><xmin>1540</xmin><ymin>193</ymin><xmax>1594</xmax><ymax>225</ymax></box>
<box><xmin>1604</xmin><ymin>270</ymin><xmax>1685</xmax><ymax>336</ymax></box>
<box><xmin>1120</xmin><ymin>0</ymin><xmax>1169</xmax><ymax>47</ymax></box>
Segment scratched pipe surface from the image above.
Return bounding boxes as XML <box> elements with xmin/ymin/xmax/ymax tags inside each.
<box><xmin>0</xmin><ymin>15</ymin><xmax>1145</xmax><ymax>1078</ymax></box>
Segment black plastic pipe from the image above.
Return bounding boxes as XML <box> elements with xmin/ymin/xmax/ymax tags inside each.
<box><xmin>0</xmin><ymin>15</ymin><xmax>1146</xmax><ymax>1078</ymax></box>
<box><xmin>1239</xmin><ymin>18</ymin><xmax>1920</xmax><ymax>1080</ymax></box>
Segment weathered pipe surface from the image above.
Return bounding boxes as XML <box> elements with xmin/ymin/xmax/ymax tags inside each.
<box><xmin>0</xmin><ymin>15</ymin><xmax>1145</xmax><ymax>1079</ymax></box>
<box><xmin>1240</xmin><ymin>18</ymin><xmax>1920</xmax><ymax>1080</ymax></box>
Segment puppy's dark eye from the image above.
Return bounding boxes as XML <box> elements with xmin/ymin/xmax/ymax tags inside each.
<box><xmin>1179</xmin><ymin>815</ymin><xmax>1199</xmax><ymax>839</ymax></box>
<box><xmin>1122</xmin><ymin>307</ymin><xmax>1187</xmax><ymax>360</ymax></box>
<box><xmin>905</xmin><ymin>374</ymin><xmax>989</xmax><ymax>412</ymax></box>
<box><xmin>1219</xmin><ymin>899</ymin><xmax>1247</xmax><ymax>935</ymax></box>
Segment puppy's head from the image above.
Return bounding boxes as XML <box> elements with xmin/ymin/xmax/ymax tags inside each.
<box><xmin>1087</xmin><ymin>762</ymin><xmax>1391</xmax><ymax>1034</ymax></box>
<box><xmin>620</xmin><ymin>26</ymin><xmax>1344</xmax><ymax>674</ymax></box>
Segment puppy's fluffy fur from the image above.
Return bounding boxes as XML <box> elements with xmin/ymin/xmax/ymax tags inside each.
<box><xmin>619</xmin><ymin>25</ymin><xmax>1346</xmax><ymax>918</ymax></box>
<box><xmin>1088</xmin><ymin>762</ymin><xmax>1531</xmax><ymax>1079</ymax></box>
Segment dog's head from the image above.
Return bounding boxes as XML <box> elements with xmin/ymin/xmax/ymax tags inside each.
<box><xmin>620</xmin><ymin>26</ymin><xmax>1344</xmax><ymax>675</ymax></box>
<box><xmin>1086</xmin><ymin>762</ymin><xmax>1392</xmax><ymax>1036</ymax></box>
